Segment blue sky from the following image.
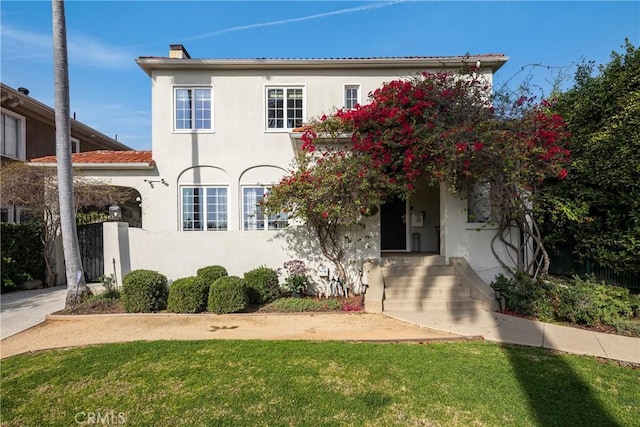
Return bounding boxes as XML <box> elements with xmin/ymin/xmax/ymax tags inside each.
<box><xmin>2</xmin><ymin>1</ymin><xmax>638</xmax><ymax>150</ymax></box>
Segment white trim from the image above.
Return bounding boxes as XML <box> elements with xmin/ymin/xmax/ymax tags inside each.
<box><xmin>71</xmin><ymin>137</ymin><xmax>80</xmax><ymax>153</ymax></box>
<box><xmin>263</xmin><ymin>84</ymin><xmax>306</xmax><ymax>132</ymax></box>
<box><xmin>343</xmin><ymin>83</ymin><xmax>361</xmax><ymax>110</ymax></box>
<box><xmin>179</xmin><ymin>184</ymin><xmax>229</xmax><ymax>232</ymax></box>
<box><xmin>171</xmin><ymin>85</ymin><xmax>214</xmax><ymax>133</ymax></box>
<box><xmin>1</xmin><ymin>108</ymin><xmax>26</xmax><ymax>161</ymax></box>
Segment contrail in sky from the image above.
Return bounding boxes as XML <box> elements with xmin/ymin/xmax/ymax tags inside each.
<box><xmin>187</xmin><ymin>1</ymin><xmax>406</xmax><ymax>41</ymax></box>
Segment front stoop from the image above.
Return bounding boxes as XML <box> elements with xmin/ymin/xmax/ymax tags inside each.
<box><xmin>380</xmin><ymin>255</ymin><xmax>496</xmax><ymax>312</ymax></box>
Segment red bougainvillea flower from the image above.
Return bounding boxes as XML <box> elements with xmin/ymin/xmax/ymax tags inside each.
<box><xmin>558</xmin><ymin>168</ymin><xmax>568</xmax><ymax>179</ymax></box>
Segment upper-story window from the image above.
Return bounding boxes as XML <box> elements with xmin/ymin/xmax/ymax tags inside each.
<box><xmin>242</xmin><ymin>186</ymin><xmax>288</xmax><ymax>230</ymax></box>
<box><xmin>344</xmin><ymin>84</ymin><xmax>360</xmax><ymax>110</ymax></box>
<box><xmin>266</xmin><ymin>87</ymin><xmax>304</xmax><ymax>130</ymax></box>
<box><xmin>175</xmin><ymin>87</ymin><xmax>212</xmax><ymax>131</ymax></box>
<box><xmin>181</xmin><ymin>186</ymin><xmax>227</xmax><ymax>231</ymax></box>
<box><xmin>1</xmin><ymin>109</ymin><xmax>26</xmax><ymax>160</ymax></box>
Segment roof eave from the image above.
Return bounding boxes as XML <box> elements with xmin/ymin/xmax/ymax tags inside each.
<box><xmin>136</xmin><ymin>56</ymin><xmax>509</xmax><ymax>77</ymax></box>
<box><xmin>29</xmin><ymin>162</ymin><xmax>155</xmax><ymax>170</ymax></box>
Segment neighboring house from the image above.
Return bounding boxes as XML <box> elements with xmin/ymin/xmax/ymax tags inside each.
<box><xmin>32</xmin><ymin>45</ymin><xmax>514</xmax><ymax>309</ymax></box>
<box><xmin>1</xmin><ymin>82</ymin><xmax>131</xmax><ymax>222</ymax></box>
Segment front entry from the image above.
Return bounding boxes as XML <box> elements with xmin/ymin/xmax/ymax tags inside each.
<box><xmin>380</xmin><ymin>196</ymin><xmax>407</xmax><ymax>250</ymax></box>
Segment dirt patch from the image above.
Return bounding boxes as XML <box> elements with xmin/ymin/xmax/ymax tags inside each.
<box><xmin>0</xmin><ymin>312</ymin><xmax>458</xmax><ymax>359</ymax></box>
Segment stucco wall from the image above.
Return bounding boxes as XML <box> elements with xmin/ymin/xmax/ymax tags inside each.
<box><xmin>104</xmin><ymin>220</ymin><xmax>378</xmax><ymax>294</ymax></box>
<box><xmin>440</xmin><ymin>184</ymin><xmax>514</xmax><ymax>283</ymax></box>
<box><xmin>92</xmin><ymin>65</ymin><xmax>517</xmax><ymax>288</ymax></box>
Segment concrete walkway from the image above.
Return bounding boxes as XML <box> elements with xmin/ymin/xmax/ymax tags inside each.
<box><xmin>385</xmin><ymin>309</ymin><xmax>640</xmax><ymax>364</ymax></box>
<box><xmin>0</xmin><ymin>283</ymin><xmax>103</xmax><ymax>340</ymax></box>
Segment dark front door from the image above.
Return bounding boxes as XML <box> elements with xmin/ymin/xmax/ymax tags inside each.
<box><xmin>381</xmin><ymin>197</ymin><xmax>406</xmax><ymax>250</ymax></box>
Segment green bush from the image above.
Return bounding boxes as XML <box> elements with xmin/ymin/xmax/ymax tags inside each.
<box><xmin>555</xmin><ymin>276</ymin><xmax>634</xmax><ymax>326</ymax></box>
<box><xmin>167</xmin><ymin>276</ymin><xmax>209</xmax><ymax>313</ymax></box>
<box><xmin>262</xmin><ymin>297</ymin><xmax>342</xmax><ymax>313</ymax></box>
<box><xmin>491</xmin><ymin>272</ymin><xmax>553</xmax><ymax>320</ymax></box>
<box><xmin>197</xmin><ymin>265</ymin><xmax>228</xmax><ymax>286</ymax></box>
<box><xmin>208</xmin><ymin>276</ymin><xmax>248</xmax><ymax>314</ymax></box>
<box><xmin>1</xmin><ymin>222</ymin><xmax>44</xmax><ymax>289</ymax></box>
<box><xmin>244</xmin><ymin>266</ymin><xmax>280</xmax><ymax>304</ymax></box>
<box><xmin>121</xmin><ymin>270</ymin><xmax>168</xmax><ymax>313</ymax></box>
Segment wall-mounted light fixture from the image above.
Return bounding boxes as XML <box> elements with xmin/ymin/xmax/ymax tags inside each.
<box><xmin>143</xmin><ymin>178</ymin><xmax>167</xmax><ymax>188</ymax></box>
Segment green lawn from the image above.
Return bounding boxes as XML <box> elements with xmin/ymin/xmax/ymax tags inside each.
<box><xmin>1</xmin><ymin>340</ymin><xmax>638</xmax><ymax>426</ymax></box>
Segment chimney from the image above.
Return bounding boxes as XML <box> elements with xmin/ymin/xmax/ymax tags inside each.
<box><xmin>169</xmin><ymin>44</ymin><xmax>191</xmax><ymax>59</ymax></box>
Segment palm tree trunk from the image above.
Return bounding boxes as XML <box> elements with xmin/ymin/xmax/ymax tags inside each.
<box><xmin>52</xmin><ymin>0</ymin><xmax>91</xmax><ymax>307</ymax></box>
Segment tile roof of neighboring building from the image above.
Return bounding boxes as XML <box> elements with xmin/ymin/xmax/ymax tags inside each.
<box><xmin>31</xmin><ymin>150</ymin><xmax>154</xmax><ymax>166</ymax></box>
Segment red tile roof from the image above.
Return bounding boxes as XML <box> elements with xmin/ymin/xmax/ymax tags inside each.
<box><xmin>31</xmin><ymin>150</ymin><xmax>154</xmax><ymax>166</ymax></box>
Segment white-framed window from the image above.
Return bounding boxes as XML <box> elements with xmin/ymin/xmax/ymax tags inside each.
<box><xmin>174</xmin><ymin>87</ymin><xmax>212</xmax><ymax>131</ymax></box>
<box><xmin>0</xmin><ymin>205</ymin><xmax>35</xmax><ymax>224</ymax></box>
<box><xmin>266</xmin><ymin>86</ymin><xmax>304</xmax><ymax>130</ymax></box>
<box><xmin>242</xmin><ymin>186</ymin><xmax>288</xmax><ymax>230</ymax></box>
<box><xmin>181</xmin><ymin>186</ymin><xmax>227</xmax><ymax>231</ymax></box>
<box><xmin>71</xmin><ymin>137</ymin><xmax>80</xmax><ymax>153</ymax></box>
<box><xmin>344</xmin><ymin>84</ymin><xmax>360</xmax><ymax>110</ymax></box>
<box><xmin>467</xmin><ymin>181</ymin><xmax>493</xmax><ymax>223</ymax></box>
<box><xmin>1</xmin><ymin>109</ymin><xmax>26</xmax><ymax>160</ymax></box>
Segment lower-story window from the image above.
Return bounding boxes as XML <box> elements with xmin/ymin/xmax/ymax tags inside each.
<box><xmin>243</xmin><ymin>186</ymin><xmax>288</xmax><ymax>230</ymax></box>
<box><xmin>182</xmin><ymin>186</ymin><xmax>227</xmax><ymax>231</ymax></box>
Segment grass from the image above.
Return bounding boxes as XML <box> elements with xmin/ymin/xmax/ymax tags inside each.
<box><xmin>2</xmin><ymin>340</ymin><xmax>638</xmax><ymax>426</ymax></box>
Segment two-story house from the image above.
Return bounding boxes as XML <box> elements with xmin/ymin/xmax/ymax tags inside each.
<box><xmin>34</xmin><ymin>45</ymin><xmax>514</xmax><ymax>312</ymax></box>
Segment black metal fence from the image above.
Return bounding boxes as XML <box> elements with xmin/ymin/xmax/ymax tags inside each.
<box><xmin>549</xmin><ymin>252</ymin><xmax>640</xmax><ymax>293</ymax></box>
<box><xmin>77</xmin><ymin>222</ymin><xmax>104</xmax><ymax>282</ymax></box>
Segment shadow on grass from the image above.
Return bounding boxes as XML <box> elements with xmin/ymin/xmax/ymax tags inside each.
<box><xmin>502</xmin><ymin>342</ymin><xmax>622</xmax><ymax>426</ymax></box>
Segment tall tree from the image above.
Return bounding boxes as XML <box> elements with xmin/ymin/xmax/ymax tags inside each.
<box><xmin>52</xmin><ymin>0</ymin><xmax>90</xmax><ymax>306</ymax></box>
<box><xmin>540</xmin><ymin>40</ymin><xmax>640</xmax><ymax>273</ymax></box>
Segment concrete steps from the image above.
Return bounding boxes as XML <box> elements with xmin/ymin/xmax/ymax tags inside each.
<box><xmin>381</xmin><ymin>254</ymin><xmax>485</xmax><ymax>312</ymax></box>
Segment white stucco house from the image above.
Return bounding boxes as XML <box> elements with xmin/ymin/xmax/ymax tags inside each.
<box><xmin>33</xmin><ymin>45</ymin><xmax>514</xmax><ymax>312</ymax></box>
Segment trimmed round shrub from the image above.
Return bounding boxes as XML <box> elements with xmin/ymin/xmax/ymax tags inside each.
<box><xmin>121</xmin><ymin>269</ymin><xmax>168</xmax><ymax>313</ymax></box>
<box><xmin>208</xmin><ymin>276</ymin><xmax>248</xmax><ymax>314</ymax></box>
<box><xmin>244</xmin><ymin>266</ymin><xmax>280</xmax><ymax>304</ymax></box>
<box><xmin>167</xmin><ymin>276</ymin><xmax>209</xmax><ymax>313</ymax></box>
<box><xmin>197</xmin><ymin>265</ymin><xmax>228</xmax><ymax>286</ymax></box>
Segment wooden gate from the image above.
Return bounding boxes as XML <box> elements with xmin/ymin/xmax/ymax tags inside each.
<box><xmin>77</xmin><ymin>222</ymin><xmax>104</xmax><ymax>282</ymax></box>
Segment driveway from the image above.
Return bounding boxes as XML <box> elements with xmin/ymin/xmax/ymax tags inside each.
<box><xmin>0</xmin><ymin>284</ymin><xmax>103</xmax><ymax>340</ymax></box>
<box><xmin>1</xmin><ymin>285</ymin><xmax>67</xmax><ymax>339</ymax></box>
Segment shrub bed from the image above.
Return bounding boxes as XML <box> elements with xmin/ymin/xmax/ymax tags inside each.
<box><xmin>261</xmin><ymin>297</ymin><xmax>342</xmax><ymax>313</ymax></box>
<box><xmin>122</xmin><ymin>270</ymin><xmax>168</xmax><ymax>313</ymax></box>
<box><xmin>244</xmin><ymin>266</ymin><xmax>280</xmax><ymax>304</ymax></box>
<box><xmin>167</xmin><ymin>276</ymin><xmax>209</xmax><ymax>313</ymax></box>
<box><xmin>208</xmin><ymin>276</ymin><xmax>248</xmax><ymax>314</ymax></box>
<box><xmin>492</xmin><ymin>273</ymin><xmax>640</xmax><ymax>334</ymax></box>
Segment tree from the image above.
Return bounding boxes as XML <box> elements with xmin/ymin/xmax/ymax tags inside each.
<box><xmin>264</xmin><ymin>150</ymin><xmax>392</xmax><ymax>286</ymax></box>
<box><xmin>265</xmin><ymin>68</ymin><xmax>570</xmax><ymax>283</ymax></box>
<box><xmin>52</xmin><ymin>0</ymin><xmax>90</xmax><ymax>306</ymax></box>
<box><xmin>0</xmin><ymin>161</ymin><xmax>130</xmax><ymax>287</ymax></box>
<box><xmin>540</xmin><ymin>40</ymin><xmax>640</xmax><ymax>273</ymax></box>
